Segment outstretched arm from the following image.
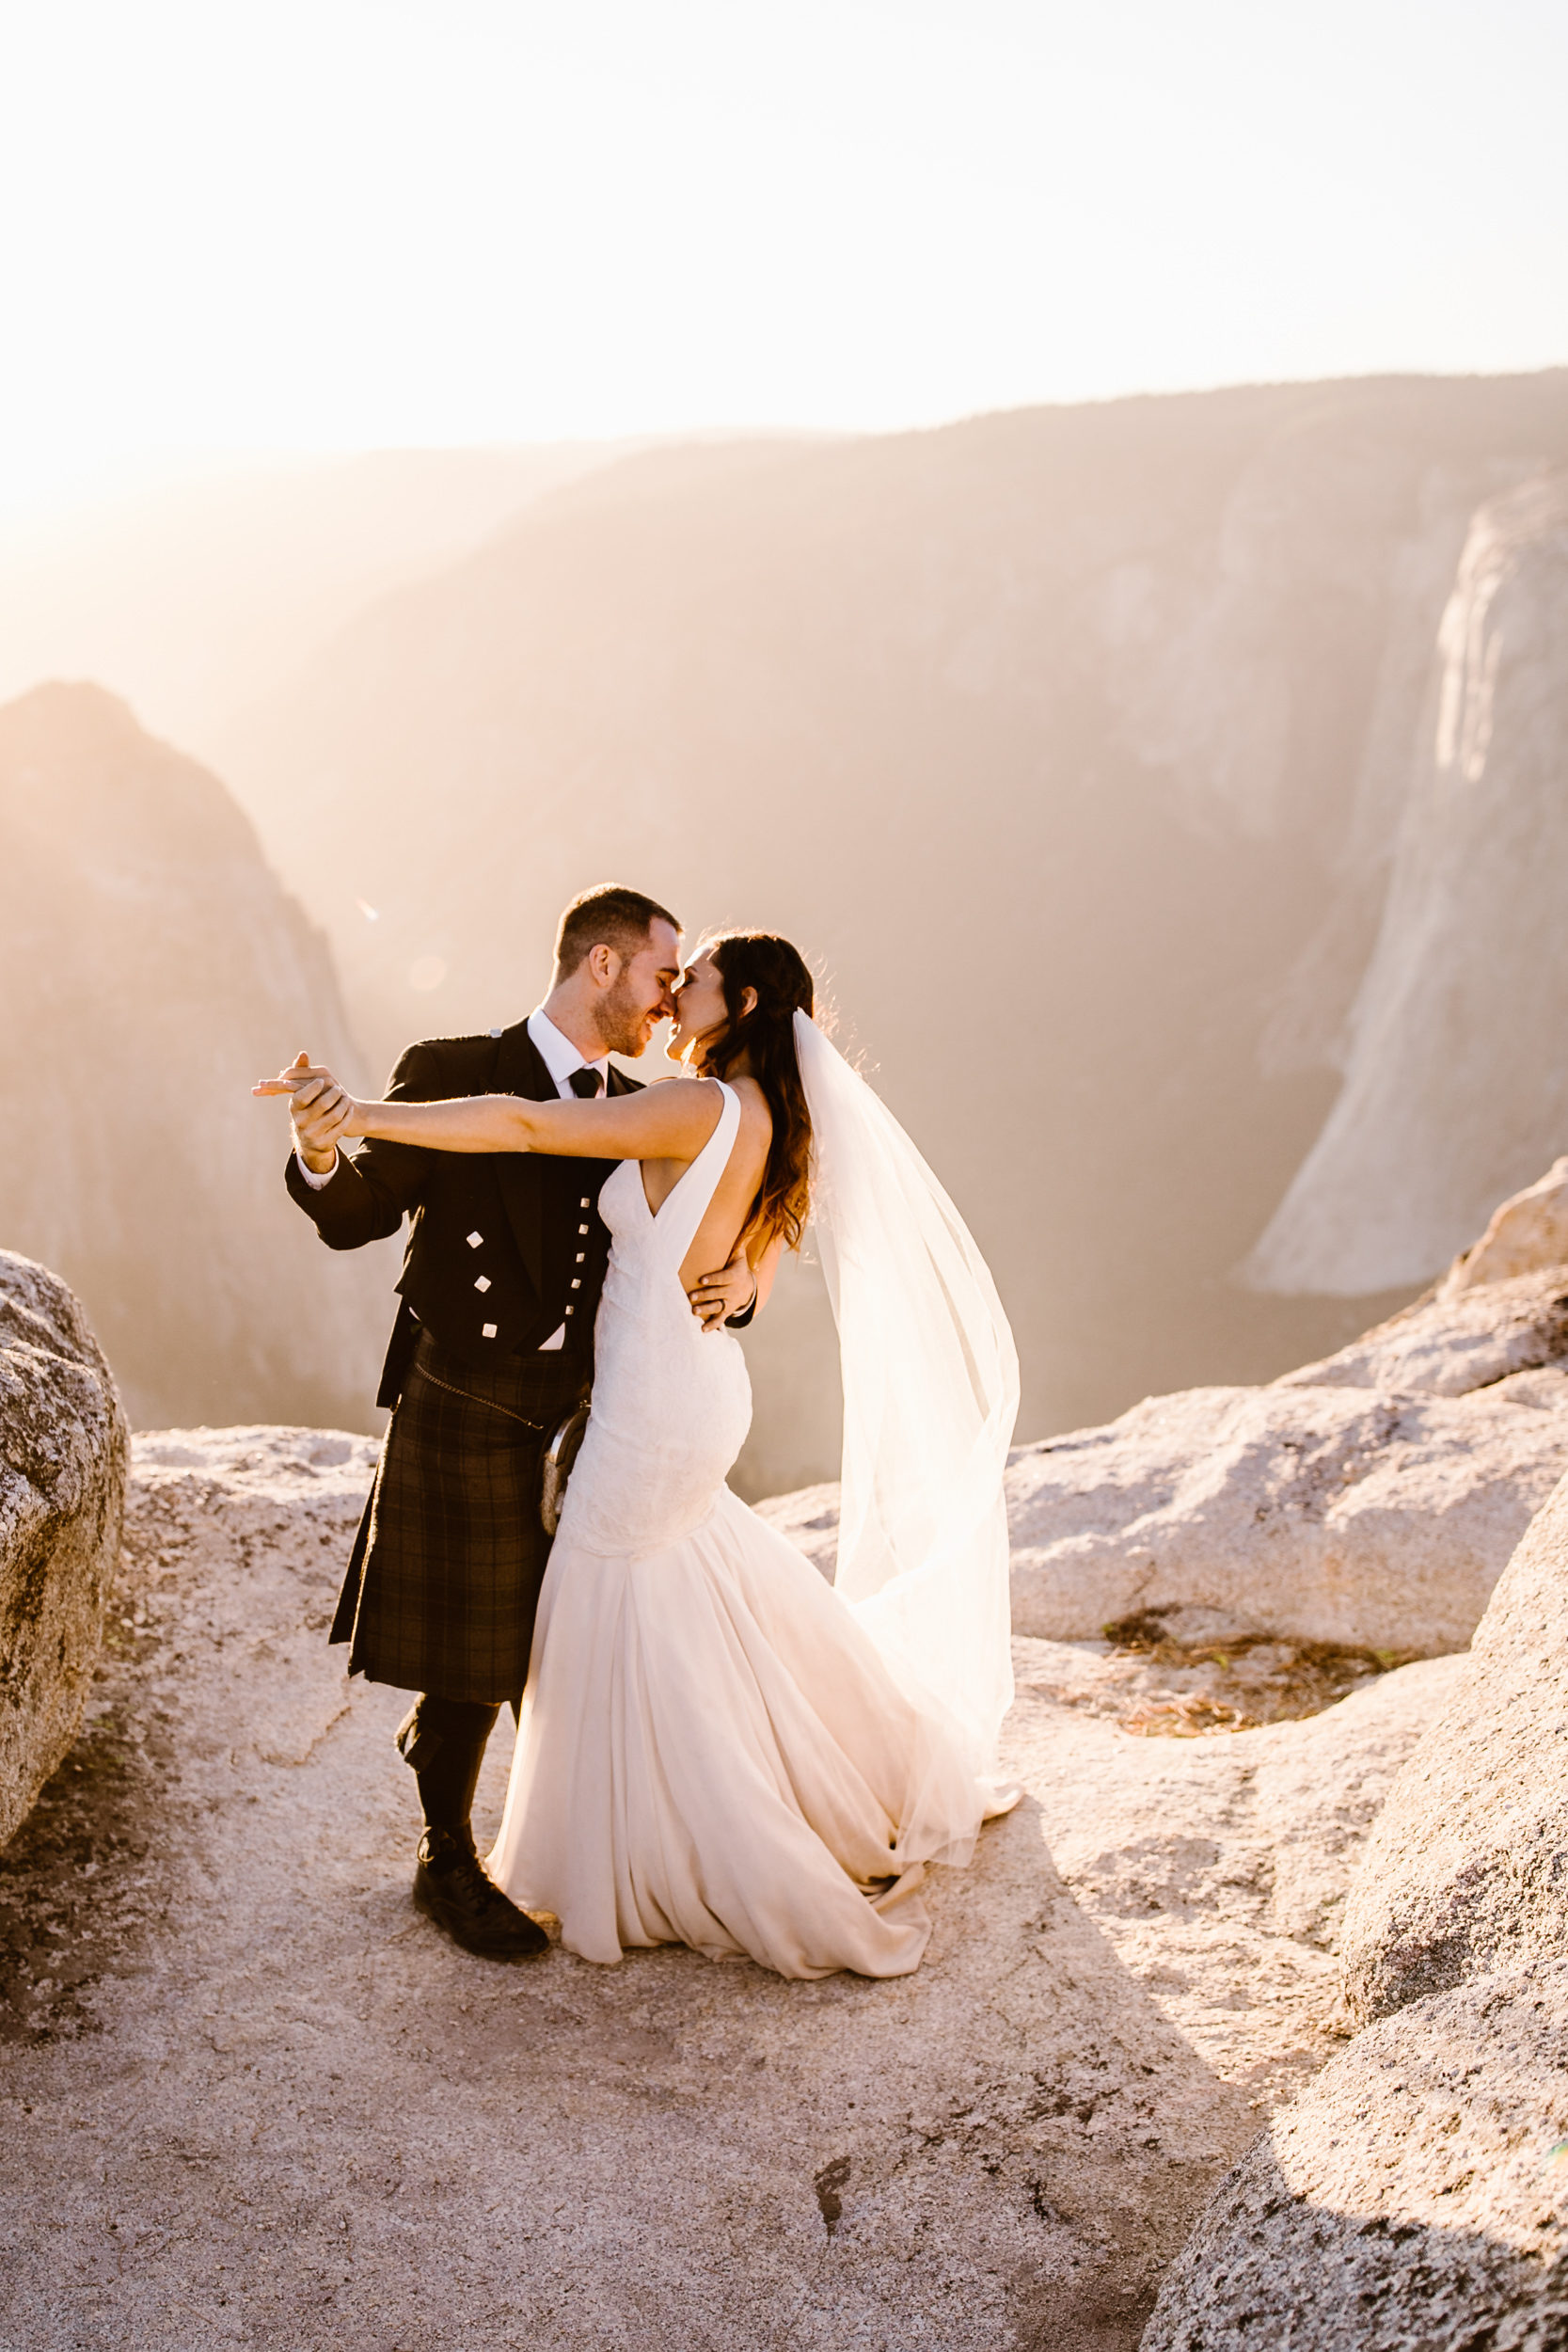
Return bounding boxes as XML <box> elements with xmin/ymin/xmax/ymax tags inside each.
<box><xmin>256</xmin><ymin>1060</ymin><xmax>725</xmax><ymax>1163</ymax></box>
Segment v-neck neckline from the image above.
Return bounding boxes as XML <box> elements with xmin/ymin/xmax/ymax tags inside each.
<box><xmin>639</xmin><ymin>1081</ymin><xmax>730</xmax><ymax>1222</ymax></box>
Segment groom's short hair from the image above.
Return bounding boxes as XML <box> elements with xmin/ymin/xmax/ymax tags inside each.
<box><xmin>554</xmin><ymin>884</ymin><xmax>682</xmax><ymax>977</ymax></box>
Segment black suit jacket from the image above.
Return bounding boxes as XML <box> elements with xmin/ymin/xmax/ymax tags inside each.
<box><xmin>285</xmin><ymin>1022</ymin><xmax>641</xmax><ymax>1407</ymax></box>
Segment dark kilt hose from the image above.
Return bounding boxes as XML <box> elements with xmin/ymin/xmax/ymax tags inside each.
<box><xmin>286</xmin><ymin>1020</ymin><xmax>636</xmax><ymax>1707</ymax></box>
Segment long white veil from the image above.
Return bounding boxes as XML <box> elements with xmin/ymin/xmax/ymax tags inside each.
<box><xmin>792</xmin><ymin>1010</ymin><xmax>1019</xmax><ymax>1792</ymax></box>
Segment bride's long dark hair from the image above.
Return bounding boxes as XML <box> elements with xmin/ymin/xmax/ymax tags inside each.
<box><xmin>696</xmin><ymin>931</ymin><xmax>816</xmax><ymax>1253</ymax></box>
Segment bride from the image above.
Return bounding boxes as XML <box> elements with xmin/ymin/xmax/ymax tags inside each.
<box><xmin>266</xmin><ymin>933</ymin><xmax>1020</xmax><ymax>1979</ymax></box>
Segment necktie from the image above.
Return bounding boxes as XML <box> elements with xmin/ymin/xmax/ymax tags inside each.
<box><xmin>568</xmin><ymin>1067</ymin><xmax>605</xmax><ymax>1099</ymax></box>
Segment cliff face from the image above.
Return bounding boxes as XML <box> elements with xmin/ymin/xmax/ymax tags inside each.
<box><xmin>0</xmin><ymin>684</ymin><xmax>394</xmax><ymax>1431</ymax></box>
<box><xmin>1250</xmin><ymin>473</ymin><xmax>1568</xmax><ymax>1294</ymax></box>
<box><xmin>217</xmin><ymin>373</ymin><xmax>1568</xmax><ymax>1476</ymax></box>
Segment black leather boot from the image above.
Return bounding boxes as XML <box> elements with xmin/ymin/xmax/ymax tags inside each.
<box><xmin>412</xmin><ymin>1827</ymin><xmax>549</xmax><ymax>1960</ymax></box>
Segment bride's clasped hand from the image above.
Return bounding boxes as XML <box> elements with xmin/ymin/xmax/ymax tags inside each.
<box><xmin>258</xmin><ymin>906</ymin><xmax>1020</xmax><ymax>1980</ymax></box>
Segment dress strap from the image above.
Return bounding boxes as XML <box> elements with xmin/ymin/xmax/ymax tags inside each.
<box><xmin>649</xmin><ymin>1081</ymin><xmax>742</xmax><ymax>1267</ymax></box>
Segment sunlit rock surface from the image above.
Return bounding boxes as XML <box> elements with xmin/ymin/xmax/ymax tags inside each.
<box><xmin>0</xmin><ymin>1425</ymin><xmax>1459</xmax><ymax>2346</ymax></box>
<box><xmin>1444</xmin><ymin>1152</ymin><xmax>1568</xmax><ymax>1295</ymax></box>
<box><xmin>1251</xmin><ymin>472</ymin><xmax>1568</xmax><ymax>1295</ymax></box>
<box><xmin>1339</xmin><ymin>1468</ymin><xmax>1568</xmax><ymax>2025</ymax></box>
<box><xmin>1143</xmin><ymin>1962</ymin><xmax>1568</xmax><ymax>2350</ymax></box>
<box><xmin>0</xmin><ymin>681</ymin><xmax>394</xmax><ymax>1433</ymax></box>
<box><xmin>1002</xmin><ymin>1379</ymin><xmax>1568</xmax><ymax>1653</ymax></box>
<box><xmin>1127</xmin><ymin>1332</ymin><xmax>1568</xmax><ymax>2345</ymax></box>
<box><xmin>1281</xmin><ymin>1263</ymin><xmax>1568</xmax><ymax>1398</ymax></box>
<box><xmin>0</xmin><ymin>1252</ymin><xmax>126</xmax><ymax>1847</ymax></box>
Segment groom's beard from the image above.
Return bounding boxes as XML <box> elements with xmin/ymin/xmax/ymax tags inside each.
<box><xmin>594</xmin><ymin>976</ymin><xmax>657</xmax><ymax>1059</ymax></box>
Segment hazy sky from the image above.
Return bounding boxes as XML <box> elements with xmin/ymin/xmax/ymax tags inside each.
<box><xmin>2</xmin><ymin>0</ymin><xmax>1564</xmax><ymax>518</ymax></box>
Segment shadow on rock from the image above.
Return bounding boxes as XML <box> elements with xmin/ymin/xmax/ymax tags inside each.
<box><xmin>0</xmin><ymin>1612</ymin><xmax>179</xmax><ymax>2044</ymax></box>
<box><xmin>1144</xmin><ymin>1960</ymin><xmax>1568</xmax><ymax>2349</ymax></box>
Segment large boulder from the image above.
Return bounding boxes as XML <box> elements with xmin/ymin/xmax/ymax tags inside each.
<box><xmin>1147</xmin><ymin>1406</ymin><xmax>1568</xmax><ymax>2344</ymax></box>
<box><xmin>0</xmin><ymin>1250</ymin><xmax>127</xmax><ymax>1846</ymax></box>
<box><xmin>1282</xmin><ymin>1262</ymin><xmax>1568</xmax><ymax>1400</ymax></box>
<box><xmin>1338</xmin><ymin>1467</ymin><xmax>1568</xmax><ymax>2024</ymax></box>
<box><xmin>1142</xmin><ymin>1961</ymin><xmax>1568</xmax><ymax>2350</ymax></box>
<box><xmin>1444</xmin><ymin>1154</ymin><xmax>1568</xmax><ymax>1296</ymax></box>
<box><xmin>1004</xmin><ymin>1375</ymin><xmax>1568</xmax><ymax>1652</ymax></box>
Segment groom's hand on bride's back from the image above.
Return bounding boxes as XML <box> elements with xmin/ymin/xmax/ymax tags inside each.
<box><xmin>253</xmin><ymin>1050</ymin><xmax>353</xmax><ymax>1176</ymax></box>
<box><xmin>688</xmin><ymin>1243</ymin><xmax>758</xmax><ymax>1332</ymax></box>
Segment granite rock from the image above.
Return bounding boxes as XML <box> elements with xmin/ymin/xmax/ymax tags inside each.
<box><xmin>0</xmin><ymin>1250</ymin><xmax>127</xmax><ymax>1848</ymax></box>
<box><xmin>1339</xmin><ymin>1467</ymin><xmax>1568</xmax><ymax>2025</ymax></box>
<box><xmin>1444</xmin><ymin>1155</ymin><xmax>1568</xmax><ymax>1297</ymax></box>
<box><xmin>1009</xmin><ymin>1644</ymin><xmax>1467</xmax><ymax>2097</ymax></box>
<box><xmin>1282</xmin><ymin>1261</ymin><xmax>1568</xmax><ymax>1399</ymax></box>
<box><xmin>1003</xmin><ymin>1380</ymin><xmax>1568</xmax><ymax>1653</ymax></box>
<box><xmin>1143</xmin><ymin>1961</ymin><xmax>1568</xmax><ymax>2351</ymax></box>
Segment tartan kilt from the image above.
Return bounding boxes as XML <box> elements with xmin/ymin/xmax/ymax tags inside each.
<box><xmin>332</xmin><ymin>1330</ymin><xmax>590</xmax><ymax>1702</ymax></box>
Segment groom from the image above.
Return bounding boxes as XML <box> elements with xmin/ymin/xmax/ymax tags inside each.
<box><xmin>284</xmin><ymin>884</ymin><xmax>756</xmax><ymax>1959</ymax></box>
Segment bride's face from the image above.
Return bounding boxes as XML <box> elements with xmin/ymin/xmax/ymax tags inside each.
<box><xmin>669</xmin><ymin>950</ymin><xmax>729</xmax><ymax>1064</ymax></box>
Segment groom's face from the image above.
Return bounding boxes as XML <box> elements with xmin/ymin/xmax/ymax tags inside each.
<box><xmin>594</xmin><ymin>918</ymin><xmax>682</xmax><ymax>1057</ymax></box>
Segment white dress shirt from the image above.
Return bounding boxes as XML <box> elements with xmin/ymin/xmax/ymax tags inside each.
<box><xmin>523</xmin><ymin>1006</ymin><xmax>610</xmax><ymax>1100</ymax></box>
<box><xmin>295</xmin><ymin>1008</ymin><xmax>609</xmax><ymax>1349</ymax></box>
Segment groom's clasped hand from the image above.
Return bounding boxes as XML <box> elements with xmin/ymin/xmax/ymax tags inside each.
<box><xmin>254</xmin><ymin>1050</ymin><xmax>355</xmax><ymax>1167</ymax></box>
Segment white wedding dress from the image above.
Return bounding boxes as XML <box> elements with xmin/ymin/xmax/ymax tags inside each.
<box><xmin>490</xmin><ymin>1031</ymin><xmax>1019</xmax><ymax>1981</ymax></box>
